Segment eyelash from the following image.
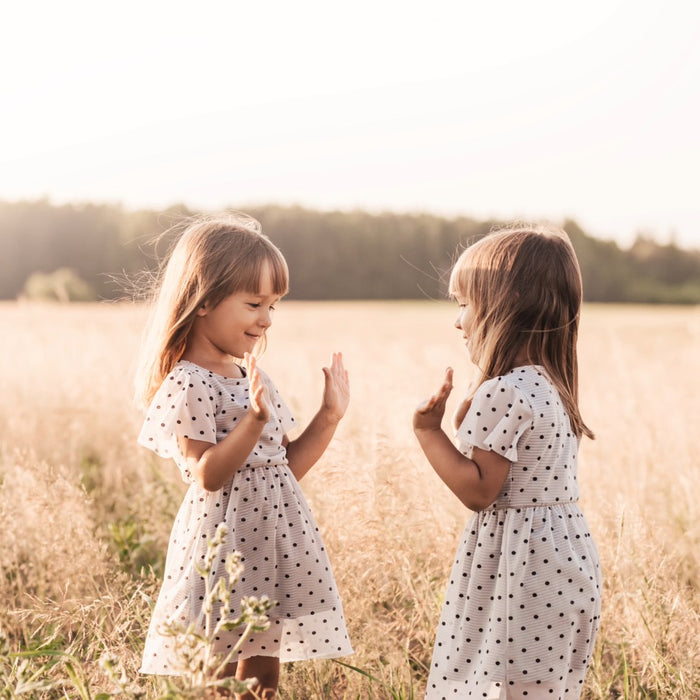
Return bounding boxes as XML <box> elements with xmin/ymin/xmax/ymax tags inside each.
<box><xmin>248</xmin><ymin>303</ymin><xmax>276</xmax><ymax>310</ymax></box>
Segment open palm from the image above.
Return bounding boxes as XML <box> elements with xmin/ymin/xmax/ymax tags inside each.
<box><xmin>321</xmin><ymin>352</ymin><xmax>350</xmax><ymax>423</ymax></box>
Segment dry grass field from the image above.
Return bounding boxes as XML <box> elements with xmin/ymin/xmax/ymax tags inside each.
<box><xmin>1</xmin><ymin>300</ymin><xmax>699</xmax><ymax>698</ymax></box>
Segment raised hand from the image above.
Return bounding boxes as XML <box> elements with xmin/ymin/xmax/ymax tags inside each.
<box><xmin>244</xmin><ymin>353</ymin><xmax>271</xmax><ymax>423</ymax></box>
<box><xmin>321</xmin><ymin>352</ymin><xmax>350</xmax><ymax>424</ymax></box>
<box><xmin>413</xmin><ymin>367</ymin><xmax>454</xmax><ymax>432</ymax></box>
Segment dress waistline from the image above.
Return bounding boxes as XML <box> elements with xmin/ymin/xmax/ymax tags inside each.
<box><xmin>239</xmin><ymin>461</ymin><xmax>290</xmax><ymax>471</ymax></box>
<box><xmin>487</xmin><ymin>499</ymin><xmax>578</xmax><ymax>511</ymax></box>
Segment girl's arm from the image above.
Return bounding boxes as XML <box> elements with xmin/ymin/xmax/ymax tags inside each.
<box><xmin>284</xmin><ymin>352</ymin><xmax>349</xmax><ymax>481</ymax></box>
<box><xmin>180</xmin><ymin>354</ymin><xmax>271</xmax><ymax>492</ymax></box>
<box><xmin>413</xmin><ymin>367</ymin><xmax>511</xmax><ymax>511</ymax></box>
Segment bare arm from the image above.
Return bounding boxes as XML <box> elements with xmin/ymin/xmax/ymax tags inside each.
<box><xmin>284</xmin><ymin>352</ymin><xmax>349</xmax><ymax>481</ymax></box>
<box><xmin>413</xmin><ymin>368</ymin><xmax>511</xmax><ymax>511</ymax></box>
<box><xmin>180</xmin><ymin>354</ymin><xmax>271</xmax><ymax>492</ymax></box>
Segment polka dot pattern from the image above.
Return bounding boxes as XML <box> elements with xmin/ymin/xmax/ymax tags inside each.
<box><xmin>137</xmin><ymin>361</ymin><xmax>353</xmax><ymax>674</ymax></box>
<box><xmin>427</xmin><ymin>366</ymin><xmax>602</xmax><ymax>699</ymax></box>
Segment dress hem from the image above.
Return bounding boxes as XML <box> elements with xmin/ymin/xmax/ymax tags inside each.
<box><xmin>139</xmin><ymin>646</ymin><xmax>354</xmax><ymax>676</ymax></box>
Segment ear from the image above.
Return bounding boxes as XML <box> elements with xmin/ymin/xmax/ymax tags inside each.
<box><xmin>196</xmin><ymin>301</ymin><xmax>209</xmax><ymax>317</ymax></box>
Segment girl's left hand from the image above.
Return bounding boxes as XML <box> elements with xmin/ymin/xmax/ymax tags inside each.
<box><xmin>321</xmin><ymin>352</ymin><xmax>350</xmax><ymax>424</ymax></box>
<box><xmin>414</xmin><ymin>367</ymin><xmax>453</xmax><ymax>431</ymax></box>
<box><xmin>245</xmin><ymin>353</ymin><xmax>271</xmax><ymax>423</ymax></box>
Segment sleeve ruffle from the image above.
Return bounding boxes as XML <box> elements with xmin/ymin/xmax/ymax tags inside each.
<box><xmin>137</xmin><ymin>367</ymin><xmax>218</xmax><ymax>482</ymax></box>
<box><xmin>455</xmin><ymin>377</ymin><xmax>533</xmax><ymax>462</ymax></box>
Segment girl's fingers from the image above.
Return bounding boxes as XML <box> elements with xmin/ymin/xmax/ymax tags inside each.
<box><xmin>325</xmin><ymin>352</ymin><xmax>350</xmax><ymax>391</ymax></box>
<box><xmin>330</xmin><ymin>352</ymin><xmax>347</xmax><ymax>381</ymax></box>
<box><xmin>244</xmin><ymin>352</ymin><xmax>257</xmax><ymax>377</ymax></box>
<box><xmin>417</xmin><ymin>368</ymin><xmax>454</xmax><ymax>414</ymax></box>
<box><xmin>249</xmin><ymin>375</ymin><xmax>260</xmax><ymax>405</ymax></box>
<box><xmin>416</xmin><ymin>397</ymin><xmax>434</xmax><ymax>414</ymax></box>
<box><xmin>436</xmin><ymin>369</ymin><xmax>453</xmax><ymax>400</ymax></box>
<box><xmin>246</xmin><ymin>353</ymin><xmax>262</xmax><ymax>392</ymax></box>
<box><xmin>245</xmin><ymin>352</ymin><xmax>269</xmax><ymax>415</ymax></box>
<box><xmin>418</xmin><ymin>390</ymin><xmax>443</xmax><ymax>414</ymax></box>
<box><xmin>444</xmin><ymin>366</ymin><xmax>454</xmax><ymax>387</ymax></box>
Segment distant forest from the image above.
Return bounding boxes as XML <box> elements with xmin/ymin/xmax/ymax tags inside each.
<box><xmin>1</xmin><ymin>199</ymin><xmax>699</xmax><ymax>303</ymax></box>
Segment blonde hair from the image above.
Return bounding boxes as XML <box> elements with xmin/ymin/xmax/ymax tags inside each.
<box><xmin>135</xmin><ymin>213</ymin><xmax>289</xmax><ymax>408</ymax></box>
<box><xmin>449</xmin><ymin>224</ymin><xmax>593</xmax><ymax>440</ymax></box>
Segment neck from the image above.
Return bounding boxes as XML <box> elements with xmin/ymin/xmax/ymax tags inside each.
<box><xmin>182</xmin><ymin>340</ymin><xmax>244</xmax><ymax>378</ymax></box>
<box><xmin>512</xmin><ymin>350</ymin><xmax>530</xmax><ymax>367</ymax></box>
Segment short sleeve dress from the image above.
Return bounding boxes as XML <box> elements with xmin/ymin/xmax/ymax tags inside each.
<box><xmin>426</xmin><ymin>366</ymin><xmax>602</xmax><ymax>700</ymax></box>
<box><xmin>137</xmin><ymin>360</ymin><xmax>353</xmax><ymax>674</ymax></box>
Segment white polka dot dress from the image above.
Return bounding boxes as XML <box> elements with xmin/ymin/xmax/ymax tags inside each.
<box><xmin>137</xmin><ymin>360</ymin><xmax>353</xmax><ymax>674</ymax></box>
<box><xmin>426</xmin><ymin>366</ymin><xmax>601</xmax><ymax>700</ymax></box>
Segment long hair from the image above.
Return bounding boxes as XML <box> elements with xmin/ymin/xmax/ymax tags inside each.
<box><xmin>449</xmin><ymin>224</ymin><xmax>593</xmax><ymax>439</ymax></box>
<box><xmin>134</xmin><ymin>213</ymin><xmax>289</xmax><ymax>408</ymax></box>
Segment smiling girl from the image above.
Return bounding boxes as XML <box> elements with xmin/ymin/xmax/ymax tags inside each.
<box><xmin>134</xmin><ymin>214</ymin><xmax>352</xmax><ymax>698</ymax></box>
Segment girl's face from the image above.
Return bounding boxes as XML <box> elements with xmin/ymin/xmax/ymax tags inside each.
<box><xmin>454</xmin><ymin>293</ymin><xmax>477</xmax><ymax>359</ymax></box>
<box><xmin>192</xmin><ymin>261</ymin><xmax>281</xmax><ymax>360</ymax></box>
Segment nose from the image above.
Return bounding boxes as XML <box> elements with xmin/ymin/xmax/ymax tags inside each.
<box><xmin>454</xmin><ymin>311</ymin><xmax>462</xmax><ymax>330</ymax></box>
<box><xmin>259</xmin><ymin>307</ymin><xmax>272</xmax><ymax>328</ymax></box>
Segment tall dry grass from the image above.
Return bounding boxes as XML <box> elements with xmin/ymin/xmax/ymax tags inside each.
<box><xmin>1</xmin><ymin>300</ymin><xmax>698</xmax><ymax>698</ymax></box>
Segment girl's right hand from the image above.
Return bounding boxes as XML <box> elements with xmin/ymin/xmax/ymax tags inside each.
<box><xmin>413</xmin><ymin>367</ymin><xmax>453</xmax><ymax>432</ymax></box>
<box><xmin>245</xmin><ymin>353</ymin><xmax>271</xmax><ymax>423</ymax></box>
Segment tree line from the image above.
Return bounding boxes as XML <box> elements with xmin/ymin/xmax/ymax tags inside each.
<box><xmin>1</xmin><ymin>198</ymin><xmax>699</xmax><ymax>303</ymax></box>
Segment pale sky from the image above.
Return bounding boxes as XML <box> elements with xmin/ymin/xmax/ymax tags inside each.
<box><xmin>2</xmin><ymin>0</ymin><xmax>699</xmax><ymax>248</ymax></box>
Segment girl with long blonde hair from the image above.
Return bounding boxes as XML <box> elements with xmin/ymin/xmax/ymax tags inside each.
<box><xmin>135</xmin><ymin>214</ymin><xmax>352</xmax><ymax>698</ymax></box>
<box><xmin>414</xmin><ymin>225</ymin><xmax>601</xmax><ymax>699</ymax></box>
